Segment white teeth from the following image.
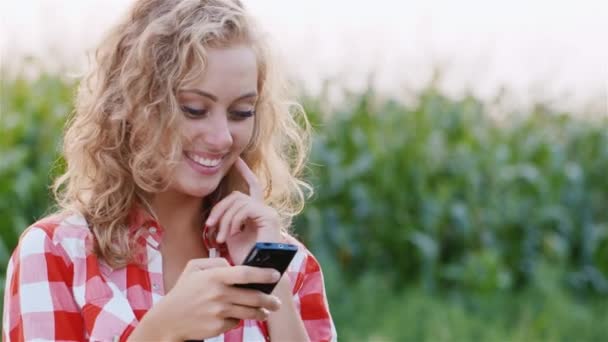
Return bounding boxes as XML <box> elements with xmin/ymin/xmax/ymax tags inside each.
<box><xmin>188</xmin><ymin>153</ymin><xmax>221</xmax><ymax>167</ymax></box>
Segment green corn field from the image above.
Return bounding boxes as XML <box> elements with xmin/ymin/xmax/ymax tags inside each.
<box><xmin>2</xmin><ymin>72</ymin><xmax>607</xmax><ymax>340</ymax></box>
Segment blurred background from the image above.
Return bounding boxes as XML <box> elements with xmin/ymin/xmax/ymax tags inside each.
<box><xmin>1</xmin><ymin>0</ymin><xmax>608</xmax><ymax>340</ymax></box>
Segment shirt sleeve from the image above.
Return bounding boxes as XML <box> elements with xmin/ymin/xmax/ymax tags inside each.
<box><xmin>294</xmin><ymin>253</ymin><xmax>337</xmax><ymax>342</ymax></box>
<box><xmin>2</xmin><ymin>226</ymin><xmax>86</xmax><ymax>341</ymax></box>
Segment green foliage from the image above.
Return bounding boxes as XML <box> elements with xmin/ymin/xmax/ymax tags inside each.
<box><xmin>296</xmin><ymin>88</ymin><xmax>608</xmax><ymax>294</ymax></box>
<box><xmin>325</xmin><ymin>264</ymin><xmax>608</xmax><ymax>341</ymax></box>
<box><xmin>1</xmin><ymin>74</ymin><xmax>607</xmax><ymax>338</ymax></box>
<box><xmin>0</xmin><ymin>73</ymin><xmax>73</xmax><ymax>289</ymax></box>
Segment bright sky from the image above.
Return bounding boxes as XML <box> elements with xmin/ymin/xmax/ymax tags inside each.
<box><xmin>1</xmin><ymin>0</ymin><xmax>607</xmax><ymax>111</ymax></box>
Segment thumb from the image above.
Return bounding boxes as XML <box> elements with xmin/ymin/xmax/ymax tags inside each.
<box><xmin>182</xmin><ymin>257</ymin><xmax>230</xmax><ymax>274</ymax></box>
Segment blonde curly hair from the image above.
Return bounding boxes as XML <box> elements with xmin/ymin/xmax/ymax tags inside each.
<box><xmin>53</xmin><ymin>0</ymin><xmax>312</xmax><ymax>268</ymax></box>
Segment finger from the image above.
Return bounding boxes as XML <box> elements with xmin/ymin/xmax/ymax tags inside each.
<box><xmin>229</xmin><ymin>204</ymin><xmax>253</xmax><ymax>238</ymax></box>
<box><xmin>220</xmin><ymin>318</ymin><xmax>240</xmax><ymax>332</ymax></box>
<box><xmin>217</xmin><ymin>198</ymin><xmax>249</xmax><ymax>243</ymax></box>
<box><xmin>234</xmin><ymin>157</ymin><xmax>263</xmax><ymax>200</ymax></box>
<box><xmin>206</xmin><ymin>191</ymin><xmax>244</xmax><ymax>227</ymax></box>
<box><xmin>217</xmin><ymin>265</ymin><xmax>280</xmax><ymax>285</ymax></box>
<box><xmin>183</xmin><ymin>318</ymin><xmax>239</xmax><ymax>341</ymax></box>
<box><xmin>222</xmin><ymin>304</ymin><xmax>271</xmax><ymax>321</ymax></box>
<box><xmin>224</xmin><ymin>287</ymin><xmax>282</xmax><ymax>312</ymax></box>
<box><xmin>183</xmin><ymin>257</ymin><xmax>230</xmax><ymax>274</ymax></box>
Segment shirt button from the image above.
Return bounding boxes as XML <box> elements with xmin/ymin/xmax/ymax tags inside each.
<box><xmin>152</xmin><ymin>283</ymin><xmax>159</xmax><ymax>290</ymax></box>
<box><xmin>149</xmin><ymin>227</ymin><xmax>157</xmax><ymax>234</ymax></box>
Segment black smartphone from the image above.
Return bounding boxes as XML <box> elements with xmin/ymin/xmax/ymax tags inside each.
<box><xmin>236</xmin><ymin>242</ymin><xmax>298</xmax><ymax>294</ymax></box>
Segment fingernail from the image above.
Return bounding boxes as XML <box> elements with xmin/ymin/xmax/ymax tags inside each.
<box><xmin>272</xmin><ymin>271</ymin><xmax>281</xmax><ymax>281</ymax></box>
<box><xmin>261</xmin><ymin>308</ymin><xmax>270</xmax><ymax>320</ymax></box>
<box><xmin>204</xmin><ymin>224</ymin><xmax>213</xmax><ymax>234</ymax></box>
<box><xmin>272</xmin><ymin>296</ymin><xmax>282</xmax><ymax>306</ymax></box>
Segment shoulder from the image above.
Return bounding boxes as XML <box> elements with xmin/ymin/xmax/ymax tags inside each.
<box><xmin>282</xmin><ymin>233</ymin><xmax>337</xmax><ymax>340</ymax></box>
<box><xmin>13</xmin><ymin>211</ymin><xmax>94</xmax><ymax>265</ymax></box>
<box><xmin>283</xmin><ymin>234</ymin><xmax>320</xmax><ymax>270</ymax></box>
<box><xmin>282</xmin><ymin>234</ymin><xmax>326</xmax><ymax>291</ymax></box>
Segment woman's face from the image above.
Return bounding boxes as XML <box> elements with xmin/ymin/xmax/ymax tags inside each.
<box><xmin>169</xmin><ymin>44</ymin><xmax>258</xmax><ymax>199</ymax></box>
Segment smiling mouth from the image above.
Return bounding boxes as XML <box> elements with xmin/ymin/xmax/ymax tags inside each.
<box><xmin>185</xmin><ymin>152</ymin><xmax>224</xmax><ymax>168</ymax></box>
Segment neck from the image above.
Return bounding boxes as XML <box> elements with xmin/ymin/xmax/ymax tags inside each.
<box><xmin>150</xmin><ymin>191</ymin><xmax>205</xmax><ymax>237</ymax></box>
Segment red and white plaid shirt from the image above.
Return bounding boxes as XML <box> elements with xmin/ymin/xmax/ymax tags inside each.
<box><xmin>2</xmin><ymin>209</ymin><xmax>336</xmax><ymax>341</ymax></box>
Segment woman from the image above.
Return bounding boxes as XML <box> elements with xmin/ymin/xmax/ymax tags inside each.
<box><xmin>2</xmin><ymin>0</ymin><xmax>336</xmax><ymax>341</ymax></box>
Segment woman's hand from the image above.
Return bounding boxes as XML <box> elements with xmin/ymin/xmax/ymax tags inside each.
<box><xmin>205</xmin><ymin>157</ymin><xmax>282</xmax><ymax>264</ymax></box>
<box><xmin>130</xmin><ymin>258</ymin><xmax>282</xmax><ymax>341</ymax></box>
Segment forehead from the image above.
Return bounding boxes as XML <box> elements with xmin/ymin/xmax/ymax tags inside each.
<box><xmin>181</xmin><ymin>45</ymin><xmax>258</xmax><ymax>100</ymax></box>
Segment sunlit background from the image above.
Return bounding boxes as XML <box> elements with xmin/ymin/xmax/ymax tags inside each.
<box><xmin>2</xmin><ymin>0</ymin><xmax>607</xmax><ymax>110</ymax></box>
<box><xmin>1</xmin><ymin>0</ymin><xmax>608</xmax><ymax>340</ymax></box>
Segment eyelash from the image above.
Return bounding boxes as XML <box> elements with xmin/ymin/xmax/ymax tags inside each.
<box><xmin>181</xmin><ymin>106</ymin><xmax>255</xmax><ymax>120</ymax></box>
<box><xmin>181</xmin><ymin>106</ymin><xmax>207</xmax><ymax>117</ymax></box>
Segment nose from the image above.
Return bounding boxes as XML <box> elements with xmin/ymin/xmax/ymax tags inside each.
<box><xmin>200</xmin><ymin>110</ymin><xmax>233</xmax><ymax>151</ymax></box>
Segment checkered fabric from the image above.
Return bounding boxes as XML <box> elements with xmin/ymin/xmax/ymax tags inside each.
<box><xmin>2</xmin><ymin>209</ymin><xmax>337</xmax><ymax>341</ymax></box>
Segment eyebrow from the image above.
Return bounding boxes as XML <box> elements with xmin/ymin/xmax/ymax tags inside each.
<box><xmin>180</xmin><ymin>89</ymin><xmax>258</xmax><ymax>102</ymax></box>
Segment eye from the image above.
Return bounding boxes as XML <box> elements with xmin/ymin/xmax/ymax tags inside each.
<box><xmin>230</xmin><ymin>110</ymin><xmax>256</xmax><ymax>121</ymax></box>
<box><xmin>181</xmin><ymin>105</ymin><xmax>208</xmax><ymax>118</ymax></box>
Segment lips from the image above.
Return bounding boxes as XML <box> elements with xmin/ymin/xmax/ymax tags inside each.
<box><xmin>184</xmin><ymin>151</ymin><xmax>228</xmax><ymax>176</ymax></box>
<box><xmin>186</xmin><ymin>152</ymin><xmax>222</xmax><ymax>167</ymax></box>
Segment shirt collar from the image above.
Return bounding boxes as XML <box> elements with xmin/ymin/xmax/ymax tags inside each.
<box><xmin>126</xmin><ymin>202</ymin><xmax>232</xmax><ymax>263</ymax></box>
<box><xmin>127</xmin><ymin>203</ymin><xmax>159</xmax><ymax>234</ymax></box>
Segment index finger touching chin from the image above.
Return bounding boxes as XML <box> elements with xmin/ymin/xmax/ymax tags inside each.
<box><xmin>234</xmin><ymin>157</ymin><xmax>263</xmax><ymax>200</ymax></box>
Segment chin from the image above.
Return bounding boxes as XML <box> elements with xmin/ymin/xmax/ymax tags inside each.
<box><xmin>171</xmin><ymin>163</ymin><xmax>229</xmax><ymax>199</ymax></box>
<box><xmin>185</xmin><ymin>183</ymin><xmax>220</xmax><ymax>198</ymax></box>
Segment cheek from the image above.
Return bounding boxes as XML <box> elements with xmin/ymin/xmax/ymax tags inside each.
<box><xmin>179</xmin><ymin>123</ymin><xmax>197</xmax><ymax>147</ymax></box>
<box><xmin>231</xmin><ymin>120</ymin><xmax>255</xmax><ymax>151</ymax></box>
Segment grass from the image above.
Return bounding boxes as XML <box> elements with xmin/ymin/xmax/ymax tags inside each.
<box><xmin>323</xmin><ymin>260</ymin><xmax>608</xmax><ymax>341</ymax></box>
